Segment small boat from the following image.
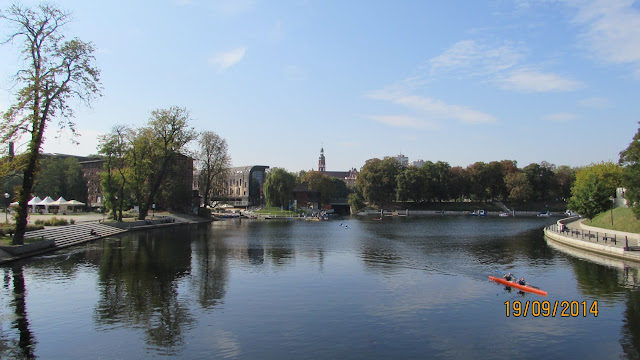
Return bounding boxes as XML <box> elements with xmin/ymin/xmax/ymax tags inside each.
<box><xmin>488</xmin><ymin>276</ymin><xmax>547</xmax><ymax>296</ymax></box>
<box><xmin>470</xmin><ymin>210</ymin><xmax>486</xmax><ymax>216</ymax></box>
<box><xmin>499</xmin><ymin>212</ymin><xmax>510</xmax><ymax>217</ymax></box>
<box><xmin>537</xmin><ymin>211</ymin><xmax>551</xmax><ymax>217</ymax></box>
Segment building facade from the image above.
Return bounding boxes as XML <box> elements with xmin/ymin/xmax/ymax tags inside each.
<box><xmin>214</xmin><ymin>165</ymin><xmax>269</xmax><ymax>207</ymax></box>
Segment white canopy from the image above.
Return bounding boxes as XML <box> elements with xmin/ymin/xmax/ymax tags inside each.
<box><xmin>27</xmin><ymin>196</ymin><xmax>42</xmax><ymax>205</ymax></box>
<box><xmin>37</xmin><ymin>196</ymin><xmax>55</xmax><ymax>205</ymax></box>
<box><xmin>66</xmin><ymin>200</ymin><xmax>85</xmax><ymax>206</ymax></box>
<box><xmin>50</xmin><ymin>196</ymin><xmax>68</xmax><ymax>206</ymax></box>
<box><xmin>9</xmin><ymin>201</ymin><xmax>19</xmax><ymax>207</ymax></box>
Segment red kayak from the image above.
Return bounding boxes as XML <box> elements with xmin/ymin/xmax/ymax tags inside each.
<box><xmin>489</xmin><ymin>276</ymin><xmax>548</xmax><ymax>296</ymax></box>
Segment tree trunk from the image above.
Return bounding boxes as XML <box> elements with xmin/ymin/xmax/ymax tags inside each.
<box><xmin>12</xmin><ymin>145</ymin><xmax>40</xmax><ymax>245</ymax></box>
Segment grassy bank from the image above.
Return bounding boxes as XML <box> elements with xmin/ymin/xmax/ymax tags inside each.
<box><xmin>585</xmin><ymin>207</ymin><xmax>640</xmax><ymax>234</ymax></box>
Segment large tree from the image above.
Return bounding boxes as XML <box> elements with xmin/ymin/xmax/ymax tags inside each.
<box><xmin>1</xmin><ymin>3</ymin><xmax>101</xmax><ymax>244</ymax></box>
<box><xmin>196</xmin><ymin>131</ymin><xmax>231</xmax><ymax>208</ymax></box>
<box><xmin>568</xmin><ymin>162</ymin><xmax>622</xmax><ymax>219</ymax></box>
<box><xmin>619</xmin><ymin>122</ymin><xmax>640</xmax><ymax>218</ymax></box>
<box><xmin>357</xmin><ymin>157</ymin><xmax>403</xmax><ymax>205</ymax></box>
<box><xmin>98</xmin><ymin>125</ymin><xmax>132</xmax><ymax>221</ymax></box>
<box><xmin>299</xmin><ymin>171</ymin><xmax>334</xmax><ymax>206</ymax></box>
<box><xmin>263</xmin><ymin>168</ymin><xmax>296</xmax><ymax>207</ymax></box>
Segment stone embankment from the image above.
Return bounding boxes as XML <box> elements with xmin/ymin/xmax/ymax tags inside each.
<box><xmin>544</xmin><ymin>217</ymin><xmax>640</xmax><ymax>262</ymax></box>
<box><xmin>0</xmin><ymin>214</ymin><xmax>210</xmax><ymax>264</ymax></box>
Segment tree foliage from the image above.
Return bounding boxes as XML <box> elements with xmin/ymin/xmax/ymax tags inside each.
<box><xmin>263</xmin><ymin>168</ymin><xmax>296</xmax><ymax>207</ymax></box>
<box><xmin>619</xmin><ymin>122</ymin><xmax>640</xmax><ymax>218</ymax></box>
<box><xmin>568</xmin><ymin>162</ymin><xmax>622</xmax><ymax>219</ymax></box>
<box><xmin>196</xmin><ymin>130</ymin><xmax>231</xmax><ymax>208</ymax></box>
<box><xmin>299</xmin><ymin>171</ymin><xmax>334</xmax><ymax>206</ymax></box>
<box><xmin>357</xmin><ymin>157</ymin><xmax>403</xmax><ymax>205</ymax></box>
<box><xmin>1</xmin><ymin>3</ymin><xmax>101</xmax><ymax>244</ymax></box>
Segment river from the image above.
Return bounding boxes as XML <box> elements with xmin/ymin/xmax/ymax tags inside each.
<box><xmin>0</xmin><ymin>216</ymin><xmax>639</xmax><ymax>359</ymax></box>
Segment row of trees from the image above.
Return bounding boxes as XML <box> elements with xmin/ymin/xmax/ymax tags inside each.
<box><xmin>355</xmin><ymin>158</ymin><xmax>576</xmax><ymax>206</ymax></box>
<box><xmin>99</xmin><ymin>108</ymin><xmax>231</xmax><ymax>221</ymax></box>
<box><xmin>262</xmin><ymin>169</ymin><xmax>349</xmax><ymax>208</ymax></box>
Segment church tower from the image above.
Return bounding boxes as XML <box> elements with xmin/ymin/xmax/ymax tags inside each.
<box><xmin>318</xmin><ymin>147</ymin><xmax>326</xmax><ymax>172</ymax></box>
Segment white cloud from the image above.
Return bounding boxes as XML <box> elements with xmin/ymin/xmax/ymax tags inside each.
<box><xmin>209</xmin><ymin>47</ymin><xmax>247</xmax><ymax>71</ymax></box>
<box><xmin>367</xmin><ymin>115</ymin><xmax>440</xmax><ymax>129</ymax></box>
<box><xmin>542</xmin><ymin>112</ymin><xmax>577</xmax><ymax>122</ymax></box>
<box><xmin>497</xmin><ymin>68</ymin><xmax>584</xmax><ymax>92</ymax></box>
<box><xmin>429</xmin><ymin>40</ymin><xmax>525</xmax><ymax>76</ymax></box>
<box><xmin>577</xmin><ymin>96</ymin><xmax>612</xmax><ymax>108</ymax></box>
<box><xmin>366</xmin><ymin>89</ymin><xmax>496</xmax><ymax>125</ymax></box>
<box><xmin>569</xmin><ymin>0</ymin><xmax>640</xmax><ymax>76</ymax></box>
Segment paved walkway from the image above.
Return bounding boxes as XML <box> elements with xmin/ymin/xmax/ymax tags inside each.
<box><xmin>544</xmin><ymin>218</ymin><xmax>640</xmax><ymax>262</ymax></box>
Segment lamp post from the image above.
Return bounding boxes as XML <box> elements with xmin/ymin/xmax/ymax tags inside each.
<box><xmin>4</xmin><ymin>193</ymin><xmax>9</xmax><ymax>223</ymax></box>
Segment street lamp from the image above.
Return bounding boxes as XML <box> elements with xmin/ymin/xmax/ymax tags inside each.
<box><xmin>4</xmin><ymin>193</ymin><xmax>9</xmax><ymax>223</ymax></box>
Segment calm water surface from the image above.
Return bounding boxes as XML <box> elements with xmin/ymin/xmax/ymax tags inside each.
<box><xmin>1</xmin><ymin>216</ymin><xmax>639</xmax><ymax>359</ymax></box>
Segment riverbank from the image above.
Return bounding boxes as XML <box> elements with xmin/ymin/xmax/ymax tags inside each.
<box><xmin>544</xmin><ymin>217</ymin><xmax>640</xmax><ymax>263</ymax></box>
<box><xmin>0</xmin><ymin>213</ymin><xmax>212</xmax><ymax>264</ymax></box>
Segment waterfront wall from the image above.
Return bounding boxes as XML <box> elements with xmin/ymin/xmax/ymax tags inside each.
<box><xmin>544</xmin><ymin>221</ymin><xmax>640</xmax><ymax>263</ymax></box>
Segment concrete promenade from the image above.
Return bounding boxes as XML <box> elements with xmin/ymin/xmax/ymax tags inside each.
<box><xmin>544</xmin><ymin>217</ymin><xmax>640</xmax><ymax>263</ymax></box>
<box><xmin>0</xmin><ymin>213</ymin><xmax>211</xmax><ymax>264</ymax></box>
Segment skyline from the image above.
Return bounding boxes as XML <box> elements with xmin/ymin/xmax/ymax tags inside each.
<box><xmin>1</xmin><ymin>0</ymin><xmax>639</xmax><ymax>172</ymax></box>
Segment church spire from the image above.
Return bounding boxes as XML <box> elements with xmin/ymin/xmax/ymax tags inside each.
<box><xmin>318</xmin><ymin>147</ymin><xmax>326</xmax><ymax>172</ymax></box>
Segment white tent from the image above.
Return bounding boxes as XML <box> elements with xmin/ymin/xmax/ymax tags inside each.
<box><xmin>50</xmin><ymin>196</ymin><xmax>68</xmax><ymax>213</ymax></box>
<box><xmin>36</xmin><ymin>196</ymin><xmax>55</xmax><ymax>213</ymax></box>
<box><xmin>27</xmin><ymin>196</ymin><xmax>42</xmax><ymax>213</ymax></box>
<box><xmin>66</xmin><ymin>199</ymin><xmax>85</xmax><ymax>212</ymax></box>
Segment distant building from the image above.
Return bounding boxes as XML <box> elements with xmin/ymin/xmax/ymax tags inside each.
<box><xmin>214</xmin><ymin>165</ymin><xmax>269</xmax><ymax>207</ymax></box>
<box><xmin>316</xmin><ymin>147</ymin><xmax>358</xmax><ymax>187</ymax></box>
<box><xmin>412</xmin><ymin>159</ymin><xmax>424</xmax><ymax>167</ymax></box>
<box><xmin>394</xmin><ymin>153</ymin><xmax>409</xmax><ymax>167</ymax></box>
<box><xmin>79</xmin><ymin>158</ymin><xmax>106</xmax><ymax>207</ymax></box>
<box><xmin>78</xmin><ymin>153</ymin><xmax>195</xmax><ymax>210</ymax></box>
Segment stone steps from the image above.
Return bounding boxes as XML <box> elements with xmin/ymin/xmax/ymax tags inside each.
<box><xmin>24</xmin><ymin>223</ymin><xmax>127</xmax><ymax>248</ymax></box>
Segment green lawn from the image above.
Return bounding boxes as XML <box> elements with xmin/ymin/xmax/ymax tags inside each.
<box><xmin>585</xmin><ymin>207</ymin><xmax>640</xmax><ymax>234</ymax></box>
<box><xmin>254</xmin><ymin>207</ymin><xmax>299</xmax><ymax>215</ymax></box>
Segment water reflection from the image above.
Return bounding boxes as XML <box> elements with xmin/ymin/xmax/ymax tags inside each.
<box><xmin>94</xmin><ymin>228</ymin><xmax>194</xmax><ymax>354</ymax></box>
<box><xmin>3</xmin><ymin>217</ymin><xmax>640</xmax><ymax>358</ymax></box>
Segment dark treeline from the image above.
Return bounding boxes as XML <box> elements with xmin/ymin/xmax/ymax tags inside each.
<box><xmin>355</xmin><ymin>158</ymin><xmax>576</xmax><ymax>206</ymax></box>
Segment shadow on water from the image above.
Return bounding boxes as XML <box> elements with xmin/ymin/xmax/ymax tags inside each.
<box><xmin>0</xmin><ymin>265</ymin><xmax>36</xmax><ymax>359</ymax></box>
<box><xmin>546</xmin><ymin>236</ymin><xmax>640</xmax><ymax>359</ymax></box>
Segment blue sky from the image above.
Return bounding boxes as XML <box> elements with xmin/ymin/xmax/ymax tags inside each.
<box><xmin>1</xmin><ymin>0</ymin><xmax>639</xmax><ymax>172</ymax></box>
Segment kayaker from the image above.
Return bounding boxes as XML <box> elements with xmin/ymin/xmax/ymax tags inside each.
<box><xmin>518</xmin><ymin>277</ymin><xmax>526</xmax><ymax>286</ymax></box>
<box><xmin>503</xmin><ymin>273</ymin><xmax>513</xmax><ymax>281</ymax></box>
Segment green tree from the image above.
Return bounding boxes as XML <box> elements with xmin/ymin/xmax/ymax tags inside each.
<box><xmin>348</xmin><ymin>192</ymin><xmax>364</xmax><ymax>213</ymax></box>
<box><xmin>523</xmin><ymin>162</ymin><xmax>556</xmax><ymax>201</ymax></box>
<box><xmin>568</xmin><ymin>162</ymin><xmax>622</xmax><ymax>219</ymax></box>
<box><xmin>466</xmin><ymin>162</ymin><xmax>489</xmax><ymax>201</ymax></box>
<box><xmin>196</xmin><ymin>131</ymin><xmax>231</xmax><ymax>208</ymax></box>
<box><xmin>98</xmin><ymin>125</ymin><xmax>131</xmax><ymax>221</ymax></box>
<box><xmin>357</xmin><ymin>157</ymin><xmax>402</xmax><ymax>205</ymax></box>
<box><xmin>554</xmin><ymin>165</ymin><xmax>577</xmax><ymax>201</ymax></box>
<box><xmin>263</xmin><ymin>168</ymin><xmax>296</xmax><ymax>207</ymax></box>
<box><xmin>505</xmin><ymin>171</ymin><xmax>533</xmax><ymax>203</ymax></box>
<box><xmin>133</xmin><ymin>107</ymin><xmax>196</xmax><ymax>219</ymax></box>
<box><xmin>619</xmin><ymin>122</ymin><xmax>640</xmax><ymax>218</ymax></box>
<box><xmin>1</xmin><ymin>3</ymin><xmax>101</xmax><ymax>244</ymax></box>
<box><xmin>396</xmin><ymin>166</ymin><xmax>425</xmax><ymax>202</ymax></box>
<box><xmin>300</xmin><ymin>171</ymin><xmax>334</xmax><ymax>206</ymax></box>
<box><xmin>448</xmin><ymin>166</ymin><xmax>469</xmax><ymax>201</ymax></box>
<box><xmin>31</xmin><ymin>156</ymin><xmax>87</xmax><ymax>203</ymax></box>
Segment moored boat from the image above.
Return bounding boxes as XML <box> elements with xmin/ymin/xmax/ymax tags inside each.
<box><xmin>488</xmin><ymin>276</ymin><xmax>547</xmax><ymax>296</ymax></box>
